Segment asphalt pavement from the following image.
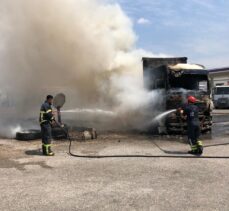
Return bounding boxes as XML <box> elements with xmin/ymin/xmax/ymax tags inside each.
<box><xmin>0</xmin><ymin>110</ymin><xmax>229</xmax><ymax>211</ymax></box>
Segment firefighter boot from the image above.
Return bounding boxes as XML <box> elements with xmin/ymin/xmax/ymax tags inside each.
<box><xmin>48</xmin><ymin>145</ymin><xmax>55</xmax><ymax>156</ymax></box>
<box><xmin>42</xmin><ymin>144</ymin><xmax>46</xmax><ymax>155</ymax></box>
<box><xmin>42</xmin><ymin>144</ymin><xmax>55</xmax><ymax>156</ymax></box>
<box><xmin>196</xmin><ymin>141</ymin><xmax>203</xmax><ymax>155</ymax></box>
<box><xmin>188</xmin><ymin>145</ymin><xmax>198</xmax><ymax>155</ymax></box>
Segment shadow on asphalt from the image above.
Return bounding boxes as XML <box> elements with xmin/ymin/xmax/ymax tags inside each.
<box><xmin>25</xmin><ymin>149</ymin><xmax>43</xmax><ymax>156</ymax></box>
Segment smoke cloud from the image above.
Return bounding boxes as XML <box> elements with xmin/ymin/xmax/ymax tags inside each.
<box><xmin>0</xmin><ymin>0</ymin><xmax>164</xmax><ymax>137</ymax></box>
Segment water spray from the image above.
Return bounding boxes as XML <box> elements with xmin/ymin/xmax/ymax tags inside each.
<box><xmin>61</xmin><ymin>108</ymin><xmax>116</xmax><ymax>117</ymax></box>
<box><xmin>152</xmin><ymin>109</ymin><xmax>176</xmax><ymax>122</ymax></box>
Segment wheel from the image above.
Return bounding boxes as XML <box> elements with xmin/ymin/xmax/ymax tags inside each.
<box><xmin>16</xmin><ymin>130</ymin><xmax>41</xmax><ymax>141</ymax></box>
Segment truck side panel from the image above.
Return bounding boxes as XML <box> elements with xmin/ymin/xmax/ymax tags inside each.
<box><xmin>143</xmin><ymin>57</ymin><xmax>187</xmax><ymax>91</ymax></box>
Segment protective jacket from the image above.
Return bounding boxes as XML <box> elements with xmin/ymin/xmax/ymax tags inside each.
<box><xmin>39</xmin><ymin>101</ymin><xmax>55</xmax><ymax>125</ymax></box>
<box><xmin>183</xmin><ymin>104</ymin><xmax>200</xmax><ymax>126</ymax></box>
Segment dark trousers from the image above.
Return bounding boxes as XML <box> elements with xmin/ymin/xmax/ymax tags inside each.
<box><xmin>187</xmin><ymin>123</ymin><xmax>200</xmax><ymax>146</ymax></box>
<box><xmin>41</xmin><ymin>123</ymin><xmax>52</xmax><ymax>145</ymax></box>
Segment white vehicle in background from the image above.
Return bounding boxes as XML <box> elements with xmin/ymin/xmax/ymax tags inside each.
<box><xmin>213</xmin><ymin>86</ymin><xmax>229</xmax><ymax>109</ymax></box>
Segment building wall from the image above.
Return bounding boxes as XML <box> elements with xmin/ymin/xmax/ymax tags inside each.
<box><xmin>209</xmin><ymin>71</ymin><xmax>229</xmax><ymax>87</ymax></box>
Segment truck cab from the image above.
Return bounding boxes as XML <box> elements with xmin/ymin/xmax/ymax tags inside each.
<box><xmin>213</xmin><ymin>86</ymin><xmax>229</xmax><ymax>109</ymax></box>
<box><xmin>143</xmin><ymin>57</ymin><xmax>213</xmax><ymax>134</ymax></box>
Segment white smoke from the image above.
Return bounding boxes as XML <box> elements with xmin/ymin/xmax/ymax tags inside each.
<box><xmin>0</xmin><ymin>0</ymin><xmax>165</xmax><ymax>136</ymax></box>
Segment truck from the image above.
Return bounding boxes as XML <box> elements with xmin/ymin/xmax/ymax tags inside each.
<box><xmin>213</xmin><ymin>86</ymin><xmax>229</xmax><ymax>109</ymax></box>
<box><xmin>143</xmin><ymin>57</ymin><xmax>213</xmax><ymax>134</ymax></box>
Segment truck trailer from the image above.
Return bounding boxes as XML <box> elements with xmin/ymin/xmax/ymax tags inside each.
<box><xmin>143</xmin><ymin>57</ymin><xmax>213</xmax><ymax>134</ymax></box>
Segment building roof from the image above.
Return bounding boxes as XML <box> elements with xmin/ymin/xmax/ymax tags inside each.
<box><xmin>208</xmin><ymin>67</ymin><xmax>229</xmax><ymax>74</ymax></box>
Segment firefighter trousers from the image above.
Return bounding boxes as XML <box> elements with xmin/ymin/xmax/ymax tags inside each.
<box><xmin>187</xmin><ymin>123</ymin><xmax>200</xmax><ymax>147</ymax></box>
<box><xmin>41</xmin><ymin>123</ymin><xmax>52</xmax><ymax>145</ymax></box>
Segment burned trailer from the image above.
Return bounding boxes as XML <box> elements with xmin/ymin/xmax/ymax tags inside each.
<box><xmin>143</xmin><ymin>57</ymin><xmax>213</xmax><ymax>134</ymax></box>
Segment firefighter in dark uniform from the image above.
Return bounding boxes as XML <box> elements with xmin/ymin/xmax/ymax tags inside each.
<box><xmin>181</xmin><ymin>96</ymin><xmax>203</xmax><ymax>155</ymax></box>
<box><xmin>39</xmin><ymin>95</ymin><xmax>55</xmax><ymax>156</ymax></box>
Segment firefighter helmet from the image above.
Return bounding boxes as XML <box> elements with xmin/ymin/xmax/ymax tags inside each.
<box><xmin>188</xmin><ymin>96</ymin><xmax>197</xmax><ymax>103</ymax></box>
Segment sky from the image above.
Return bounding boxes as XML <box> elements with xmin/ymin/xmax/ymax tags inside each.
<box><xmin>114</xmin><ymin>0</ymin><xmax>229</xmax><ymax>68</ymax></box>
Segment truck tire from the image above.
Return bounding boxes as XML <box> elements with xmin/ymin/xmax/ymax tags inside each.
<box><xmin>16</xmin><ymin>130</ymin><xmax>41</xmax><ymax>141</ymax></box>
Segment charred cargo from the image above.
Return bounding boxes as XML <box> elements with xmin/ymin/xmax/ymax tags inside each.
<box><xmin>143</xmin><ymin>57</ymin><xmax>213</xmax><ymax>134</ymax></box>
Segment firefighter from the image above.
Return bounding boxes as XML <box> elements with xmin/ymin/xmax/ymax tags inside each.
<box><xmin>181</xmin><ymin>96</ymin><xmax>203</xmax><ymax>155</ymax></box>
<box><xmin>39</xmin><ymin>95</ymin><xmax>55</xmax><ymax>156</ymax></box>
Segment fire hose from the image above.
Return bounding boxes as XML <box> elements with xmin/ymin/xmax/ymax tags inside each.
<box><xmin>56</xmin><ymin>127</ymin><xmax>229</xmax><ymax>159</ymax></box>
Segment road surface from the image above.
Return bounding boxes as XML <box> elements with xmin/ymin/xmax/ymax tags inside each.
<box><xmin>0</xmin><ymin>110</ymin><xmax>229</xmax><ymax>211</ymax></box>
